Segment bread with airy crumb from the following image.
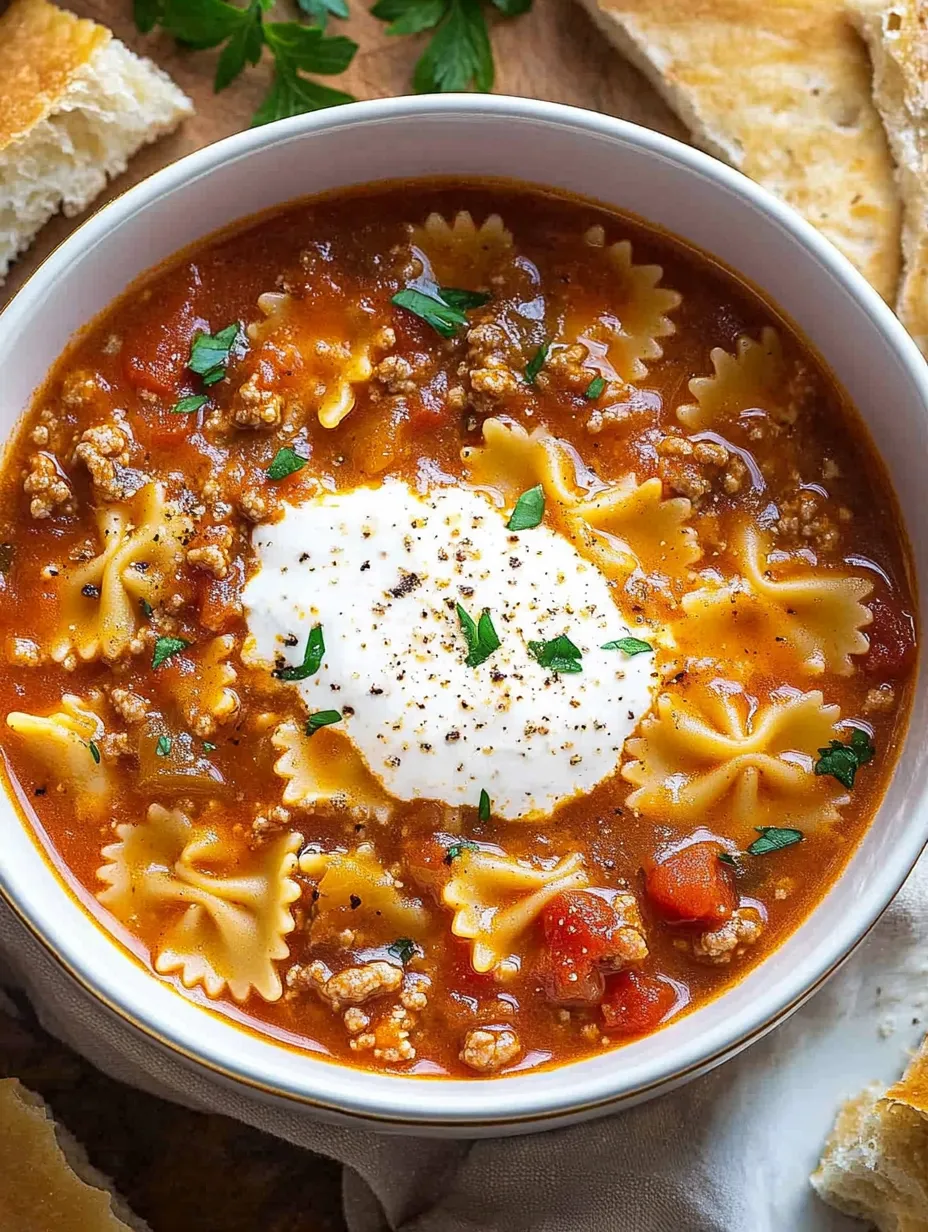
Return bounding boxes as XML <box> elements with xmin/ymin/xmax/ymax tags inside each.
<box><xmin>0</xmin><ymin>0</ymin><xmax>193</xmax><ymax>284</ymax></box>
<box><xmin>576</xmin><ymin>0</ymin><xmax>902</xmax><ymax>302</ymax></box>
<box><xmin>0</xmin><ymin>1076</ymin><xmax>150</xmax><ymax>1232</ymax></box>
<box><xmin>850</xmin><ymin>0</ymin><xmax>928</xmax><ymax>356</ymax></box>
<box><xmin>812</xmin><ymin>1035</ymin><xmax>928</xmax><ymax>1229</ymax></box>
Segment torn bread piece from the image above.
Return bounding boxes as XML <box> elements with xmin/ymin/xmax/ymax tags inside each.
<box><xmin>0</xmin><ymin>1077</ymin><xmax>150</xmax><ymax>1232</ymax></box>
<box><xmin>850</xmin><ymin>0</ymin><xmax>928</xmax><ymax>355</ymax></box>
<box><xmin>811</xmin><ymin>1034</ymin><xmax>928</xmax><ymax>1229</ymax></box>
<box><xmin>0</xmin><ymin>0</ymin><xmax>193</xmax><ymax>284</ymax></box>
<box><xmin>577</xmin><ymin>0</ymin><xmax>902</xmax><ymax>301</ymax></box>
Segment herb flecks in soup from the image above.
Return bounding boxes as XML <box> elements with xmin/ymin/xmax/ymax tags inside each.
<box><xmin>0</xmin><ymin>184</ymin><xmax>915</xmax><ymax>1078</ymax></box>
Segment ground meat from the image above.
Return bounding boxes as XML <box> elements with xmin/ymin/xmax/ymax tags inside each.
<box><xmin>98</xmin><ymin>732</ymin><xmax>131</xmax><ymax>760</ymax></box>
<box><xmin>107</xmin><ymin>686</ymin><xmax>151</xmax><ymax>725</ymax></box>
<box><xmin>460</xmin><ymin>323</ymin><xmax>522</xmax><ymax>411</ymax></box>
<box><xmin>371</xmin><ymin>354</ymin><xmax>420</xmax><ymax>396</ymax></box>
<box><xmin>231</xmin><ymin>372</ymin><xmax>284</xmax><ymax>428</ymax></box>
<box><xmin>534</xmin><ymin>343</ymin><xmax>590</xmax><ymax>395</ymax></box>
<box><xmin>61</xmin><ymin>369</ymin><xmax>109</xmax><ymax>414</ymax></box>
<box><xmin>864</xmin><ymin>684</ymin><xmax>896</xmax><ymax>713</ymax></box>
<box><xmin>343</xmin><ymin>1006</ymin><xmax>370</xmax><ymax>1035</ymax></box>
<box><xmin>294</xmin><ymin>959</ymin><xmax>404</xmax><ymax>1010</ymax></box>
<box><xmin>657</xmin><ymin>433</ymin><xmax>747</xmax><ymax>504</ymax></box>
<box><xmin>5</xmin><ymin>637</ymin><xmax>43</xmax><ymax>666</ymax></box>
<box><xmin>186</xmin><ymin>525</ymin><xmax>234</xmax><ymax>580</ymax></box>
<box><xmin>601</xmin><ymin>892</ymin><xmax>650</xmax><ymax>968</ymax></box>
<box><xmin>237</xmin><ymin>486</ymin><xmax>268</xmax><ymax>523</ymax></box>
<box><xmin>692</xmin><ymin>908</ymin><xmax>764</xmax><ymax>966</ymax></box>
<box><xmin>29</xmin><ymin>408</ymin><xmax>65</xmax><ymax>451</ymax></box>
<box><xmin>250</xmin><ymin>805</ymin><xmax>291</xmax><ymax>843</ymax></box>
<box><xmin>74</xmin><ymin>423</ymin><xmax>146</xmax><ymax>502</ymax></box>
<box><xmin>774</xmin><ymin>487</ymin><xmax>848</xmax><ymax>552</ymax></box>
<box><xmin>373</xmin><ymin>1004</ymin><xmax>417</xmax><ymax>1062</ymax></box>
<box><xmin>460</xmin><ymin>1026</ymin><xmax>521</xmax><ymax>1073</ymax></box>
<box><xmin>23</xmin><ymin>452</ymin><xmax>74</xmax><ymax>519</ymax></box>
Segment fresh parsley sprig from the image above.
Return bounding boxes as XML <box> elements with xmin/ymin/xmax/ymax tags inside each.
<box><xmin>391</xmin><ymin>285</ymin><xmax>489</xmax><ymax>338</ymax></box>
<box><xmin>815</xmin><ymin>728</ymin><xmax>875</xmax><ymax>790</ymax></box>
<box><xmin>274</xmin><ymin>625</ymin><xmax>326</xmax><ymax>681</ymax></box>
<box><xmin>372</xmin><ymin>0</ymin><xmax>531</xmax><ymax>93</ymax></box>
<box><xmin>529</xmin><ymin>633</ymin><xmax>582</xmax><ymax>674</ymax></box>
<box><xmin>601</xmin><ymin>636</ymin><xmax>653</xmax><ymax>656</ymax></box>
<box><xmin>134</xmin><ymin>0</ymin><xmax>357</xmax><ymax>126</ymax></box>
<box><xmin>456</xmin><ymin>604</ymin><xmax>501</xmax><ymax>668</ymax></box>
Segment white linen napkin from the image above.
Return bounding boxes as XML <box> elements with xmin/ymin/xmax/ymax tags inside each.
<box><xmin>3</xmin><ymin>852</ymin><xmax>928</xmax><ymax>1232</ymax></box>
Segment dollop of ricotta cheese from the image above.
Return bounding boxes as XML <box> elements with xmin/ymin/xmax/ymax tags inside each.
<box><xmin>243</xmin><ymin>480</ymin><xmax>657</xmax><ymax>820</ymax></box>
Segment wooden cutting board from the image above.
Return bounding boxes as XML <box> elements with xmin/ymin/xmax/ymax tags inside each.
<box><xmin>0</xmin><ymin>0</ymin><xmax>684</xmax><ymax>307</ymax></box>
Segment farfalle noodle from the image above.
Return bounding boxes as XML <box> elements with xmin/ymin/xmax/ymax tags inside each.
<box><xmin>622</xmin><ymin>686</ymin><xmax>844</xmax><ymax>833</ymax></box>
<box><xmin>175</xmin><ymin>635</ymin><xmax>240</xmax><ymax>738</ymax></box>
<box><xmin>679</xmin><ymin>524</ymin><xmax>872</xmax><ymax>675</ymax></box>
<box><xmin>443</xmin><ymin>848</ymin><xmax>588</xmax><ymax>974</ymax></box>
<box><xmin>677</xmin><ymin>327</ymin><xmax>788</xmax><ymax>430</ymax></box>
<box><xmin>461</xmin><ymin>416</ymin><xmax>579</xmax><ymax>513</ymax></box>
<box><xmin>97</xmin><ymin>804</ymin><xmax>301</xmax><ymax>1002</ymax></box>
<box><xmin>299</xmin><ymin>843</ymin><xmax>429</xmax><ymax>940</ymax></box>
<box><xmin>567</xmin><ymin>475</ymin><xmax>700</xmax><ymax>579</ymax></box>
<box><xmin>5</xmin><ymin>695</ymin><xmax>108</xmax><ymax>819</ymax></box>
<box><xmin>271</xmin><ymin>721</ymin><xmax>393</xmax><ymax>819</ymax></box>
<box><xmin>410</xmin><ymin>211</ymin><xmax>514</xmax><ymax>286</ymax></box>
<box><xmin>49</xmin><ymin>482</ymin><xmax>191</xmax><ymax>663</ymax></box>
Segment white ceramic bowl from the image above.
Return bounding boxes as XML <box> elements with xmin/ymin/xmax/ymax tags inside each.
<box><xmin>1</xmin><ymin>95</ymin><xmax>927</xmax><ymax>1136</ymax></box>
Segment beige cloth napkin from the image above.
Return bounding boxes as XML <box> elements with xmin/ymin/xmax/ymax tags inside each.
<box><xmin>3</xmin><ymin>853</ymin><xmax>928</xmax><ymax>1232</ymax></box>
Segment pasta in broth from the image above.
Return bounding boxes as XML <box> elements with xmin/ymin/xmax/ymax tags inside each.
<box><xmin>0</xmin><ymin>182</ymin><xmax>915</xmax><ymax>1078</ymax></box>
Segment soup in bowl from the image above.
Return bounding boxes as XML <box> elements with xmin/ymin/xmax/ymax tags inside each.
<box><xmin>0</xmin><ymin>98</ymin><xmax>924</xmax><ymax>1131</ymax></box>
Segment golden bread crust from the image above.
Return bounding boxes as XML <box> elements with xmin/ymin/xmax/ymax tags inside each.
<box><xmin>0</xmin><ymin>0</ymin><xmax>110</xmax><ymax>152</ymax></box>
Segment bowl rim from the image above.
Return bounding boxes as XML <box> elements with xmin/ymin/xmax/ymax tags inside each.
<box><xmin>2</xmin><ymin>91</ymin><xmax>927</xmax><ymax>1129</ymax></box>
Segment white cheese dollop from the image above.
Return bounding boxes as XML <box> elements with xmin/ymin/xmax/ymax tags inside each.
<box><xmin>243</xmin><ymin>480</ymin><xmax>657</xmax><ymax>821</ymax></box>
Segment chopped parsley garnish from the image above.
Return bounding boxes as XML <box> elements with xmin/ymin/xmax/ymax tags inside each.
<box><xmin>187</xmin><ymin>323</ymin><xmax>241</xmax><ymax>386</ymax></box>
<box><xmin>524</xmin><ymin>340</ymin><xmax>549</xmax><ymax>385</ymax></box>
<box><xmin>584</xmin><ymin>375</ymin><xmax>606</xmax><ymax>400</ymax></box>
<box><xmin>391</xmin><ymin>285</ymin><xmax>487</xmax><ymax>338</ymax></box>
<box><xmin>478</xmin><ymin>788</ymin><xmax>491</xmax><ymax>821</ymax></box>
<box><xmin>156</xmin><ymin>735</ymin><xmax>172</xmax><ymax>758</ymax></box>
<box><xmin>601</xmin><ymin>636</ymin><xmax>653</xmax><ymax>656</ymax></box>
<box><xmin>444</xmin><ymin>839</ymin><xmax>479</xmax><ymax>864</ymax></box>
<box><xmin>203</xmin><ymin>742</ymin><xmax>217</xmax><ymax>753</ymax></box>
<box><xmin>274</xmin><ymin>624</ymin><xmax>325</xmax><ymax>681</ymax></box>
<box><xmin>305</xmin><ymin>709</ymin><xmax>342</xmax><ymax>736</ymax></box>
<box><xmin>171</xmin><ymin>394</ymin><xmax>209</xmax><ymax>415</ymax></box>
<box><xmin>717</xmin><ymin>851</ymin><xmax>738</xmax><ymax>866</ymax></box>
<box><xmin>88</xmin><ymin>740</ymin><xmax>101</xmax><ymax>765</ymax></box>
<box><xmin>456</xmin><ymin>603</ymin><xmax>500</xmax><ymax>668</ymax></box>
<box><xmin>529</xmin><ymin>633</ymin><xmax>583</xmax><ymax>674</ymax></box>
<box><xmin>152</xmin><ymin>636</ymin><xmax>190</xmax><ymax>670</ymax></box>
<box><xmin>506</xmin><ymin>484</ymin><xmax>545</xmax><ymax>531</ymax></box>
<box><xmin>814</xmin><ymin>727</ymin><xmax>875</xmax><ymax>790</ymax></box>
<box><xmin>267</xmin><ymin>447</ymin><xmax>308</xmax><ymax>480</ymax></box>
<box><xmin>747</xmin><ymin>827</ymin><xmax>804</xmax><ymax>856</ymax></box>
<box><xmin>133</xmin><ymin>2</ymin><xmax>358</xmax><ymax>126</ymax></box>
<box><xmin>387</xmin><ymin>937</ymin><xmax>417</xmax><ymax>965</ymax></box>
<box><xmin>140</xmin><ymin>599</ymin><xmax>154</xmax><ymax>619</ymax></box>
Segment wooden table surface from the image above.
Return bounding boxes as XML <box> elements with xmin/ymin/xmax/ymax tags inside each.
<box><xmin>1</xmin><ymin>0</ymin><xmax>684</xmax><ymax>306</ymax></box>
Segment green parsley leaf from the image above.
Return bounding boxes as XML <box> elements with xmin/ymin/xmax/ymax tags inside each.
<box><xmin>456</xmin><ymin>603</ymin><xmax>501</xmax><ymax>668</ymax></box>
<box><xmin>274</xmin><ymin>625</ymin><xmax>325</xmax><ymax>681</ymax></box>
<box><xmin>267</xmin><ymin>447</ymin><xmax>308</xmax><ymax>480</ymax></box>
<box><xmin>444</xmin><ymin>839</ymin><xmax>478</xmax><ymax>864</ymax></box>
<box><xmin>152</xmin><ymin>636</ymin><xmax>190</xmax><ymax>670</ymax></box>
<box><xmin>297</xmin><ymin>0</ymin><xmax>349</xmax><ymax>31</ymax></box>
<box><xmin>488</xmin><ymin>0</ymin><xmax>530</xmax><ymax>13</ymax></box>
<box><xmin>529</xmin><ymin>633</ymin><xmax>582</xmax><ymax>674</ymax></box>
<box><xmin>171</xmin><ymin>394</ymin><xmax>209</xmax><ymax>415</ymax></box>
<box><xmin>815</xmin><ymin>727</ymin><xmax>875</xmax><ymax>790</ymax></box>
<box><xmin>203</xmin><ymin>742</ymin><xmax>217</xmax><ymax>753</ymax></box>
<box><xmin>305</xmin><ymin>709</ymin><xmax>342</xmax><ymax>736</ymax></box>
<box><xmin>156</xmin><ymin>735</ymin><xmax>173</xmax><ymax>758</ymax></box>
<box><xmin>140</xmin><ymin>599</ymin><xmax>154</xmax><ymax>619</ymax></box>
<box><xmin>372</xmin><ymin>0</ymin><xmax>446</xmax><ymax>34</ymax></box>
<box><xmin>391</xmin><ymin>287</ymin><xmax>468</xmax><ymax>338</ymax></box>
<box><xmin>717</xmin><ymin>851</ymin><xmax>738</xmax><ymax>866</ymax></box>
<box><xmin>438</xmin><ymin>287</ymin><xmax>491</xmax><ymax>311</ymax></box>
<box><xmin>478</xmin><ymin>788</ymin><xmax>491</xmax><ymax>821</ymax></box>
<box><xmin>187</xmin><ymin>323</ymin><xmax>241</xmax><ymax>386</ymax></box>
<box><xmin>601</xmin><ymin>636</ymin><xmax>653</xmax><ymax>656</ymax></box>
<box><xmin>507</xmin><ymin>485</ymin><xmax>545</xmax><ymax>531</ymax></box>
<box><xmin>214</xmin><ymin>4</ymin><xmax>265</xmax><ymax>92</ymax></box>
<box><xmin>133</xmin><ymin>0</ymin><xmax>164</xmax><ymax>34</ymax></box>
<box><xmin>412</xmin><ymin>0</ymin><xmax>493</xmax><ymax>91</ymax></box>
<box><xmin>159</xmin><ymin>0</ymin><xmax>255</xmax><ymax>49</ymax></box>
<box><xmin>584</xmin><ymin>375</ymin><xmax>606</xmax><ymax>400</ymax></box>
<box><xmin>252</xmin><ymin>23</ymin><xmax>357</xmax><ymax>124</ymax></box>
<box><xmin>524</xmin><ymin>340</ymin><xmax>549</xmax><ymax>385</ymax></box>
<box><xmin>88</xmin><ymin>740</ymin><xmax>101</xmax><ymax>765</ymax></box>
<box><xmin>387</xmin><ymin>937</ymin><xmax>417</xmax><ymax>964</ymax></box>
<box><xmin>747</xmin><ymin>827</ymin><xmax>804</xmax><ymax>856</ymax></box>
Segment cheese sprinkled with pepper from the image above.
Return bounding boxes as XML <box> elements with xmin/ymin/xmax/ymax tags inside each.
<box><xmin>243</xmin><ymin>480</ymin><xmax>657</xmax><ymax>820</ymax></box>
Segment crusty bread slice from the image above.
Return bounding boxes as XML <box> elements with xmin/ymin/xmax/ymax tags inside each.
<box><xmin>576</xmin><ymin>0</ymin><xmax>902</xmax><ymax>302</ymax></box>
<box><xmin>812</xmin><ymin>1036</ymin><xmax>928</xmax><ymax>1230</ymax></box>
<box><xmin>0</xmin><ymin>0</ymin><xmax>193</xmax><ymax>284</ymax></box>
<box><xmin>850</xmin><ymin>0</ymin><xmax>928</xmax><ymax>356</ymax></box>
<box><xmin>0</xmin><ymin>1077</ymin><xmax>150</xmax><ymax>1232</ymax></box>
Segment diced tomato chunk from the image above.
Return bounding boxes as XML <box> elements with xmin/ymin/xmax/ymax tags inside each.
<box><xmin>542</xmin><ymin>890</ymin><xmax>626</xmax><ymax>1004</ymax></box>
<box><xmin>122</xmin><ymin>264</ymin><xmax>208</xmax><ymax>397</ymax></box>
<box><xmin>645</xmin><ymin>841</ymin><xmax>735</xmax><ymax>926</ymax></box>
<box><xmin>197</xmin><ymin>558</ymin><xmax>244</xmax><ymax>633</ymax></box>
<box><xmin>601</xmin><ymin>970</ymin><xmax>677</xmax><ymax>1035</ymax></box>
<box><xmin>864</xmin><ymin>595</ymin><xmax>916</xmax><ymax>678</ymax></box>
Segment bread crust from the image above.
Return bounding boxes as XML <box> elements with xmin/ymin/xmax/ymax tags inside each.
<box><xmin>0</xmin><ymin>0</ymin><xmax>110</xmax><ymax>153</ymax></box>
<box><xmin>578</xmin><ymin>0</ymin><xmax>902</xmax><ymax>302</ymax></box>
